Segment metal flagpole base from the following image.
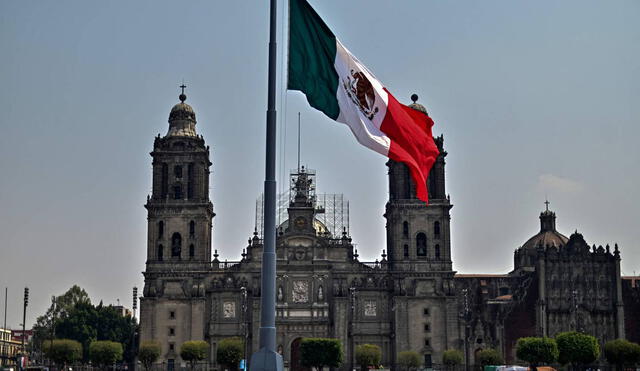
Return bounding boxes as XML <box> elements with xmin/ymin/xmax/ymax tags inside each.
<box><xmin>249</xmin><ymin>348</ymin><xmax>284</xmax><ymax>371</ymax></box>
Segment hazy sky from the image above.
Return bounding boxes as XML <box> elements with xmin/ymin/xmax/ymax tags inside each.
<box><xmin>1</xmin><ymin>0</ymin><xmax>638</xmax><ymax>329</ymax></box>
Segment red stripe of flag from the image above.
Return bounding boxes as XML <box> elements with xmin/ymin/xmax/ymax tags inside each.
<box><xmin>380</xmin><ymin>89</ymin><xmax>440</xmax><ymax>203</ymax></box>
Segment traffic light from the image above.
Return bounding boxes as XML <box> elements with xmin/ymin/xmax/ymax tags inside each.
<box><xmin>24</xmin><ymin>287</ymin><xmax>29</xmax><ymax>307</ymax></box>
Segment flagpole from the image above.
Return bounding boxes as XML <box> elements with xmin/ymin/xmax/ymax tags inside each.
<box><xmin>250</xmin><ymin>0</ymin><xmax>283</xmax><ymax>370</ymax></box>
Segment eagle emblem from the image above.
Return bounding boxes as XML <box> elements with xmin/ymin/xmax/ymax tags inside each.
<box><xmin>342</xmin><ymin>69</ymin><xmax>379</xmax><ymax>120</ymax></box>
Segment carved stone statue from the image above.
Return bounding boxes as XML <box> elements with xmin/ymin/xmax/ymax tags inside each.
<box><xmin>292</xmin><ymin>280</ymin><xmax>309</xmax><ymax>303</ymax></box>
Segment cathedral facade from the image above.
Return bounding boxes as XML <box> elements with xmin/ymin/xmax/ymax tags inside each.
<box><xmin>139</xmin><ymin>92</ymin><xmax>639</xmax><ymax>370</ymax></box>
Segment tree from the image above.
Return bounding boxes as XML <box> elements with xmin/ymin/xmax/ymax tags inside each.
<box><xmin>42</xmin><ymin>339</ymin><xmax>82</xmax><ymax>368</ymax></box>
<box><xmin>50</xmin><ymin>299</ymin><xmax>137</xmax><ymax>362</ymax></box>
<box><xmin>604</xmin><ymin>339</ymin><xmax>640</xmax><ymax>371</ymax></box>
<box><xmin>32</xmin><ymin>286</ymin><xmax>92</xmax><ymax>353</ymax></box>
<box><xmin>556</xmin><ymin>331</ymin><xmax>600</xmax><ymax>368</ymax></box>
<box><xmin>355</xmin><ymin>344</ymin><xmax>382</xmax><ymax>371</ymax></box>
<box><xmin>216</xmin><ymin>337</ymin><xmax>242</xmax><ymax>371</ymax></box>
<box><xmin>516</xmin><ymin>337</ymin><xmax>558</xmax><ymax>370</ymax></box>
<box><xmin>94</xmin><ymin>303</ymin><xmax>138</xmax><ymax>362</ymax></box>
<box><xmin>397</xmin><ymin>351</ymin><xmax>421</xmax><ymax>371</ymax></box>
<box><xmin>138</xmin><ymin>341</ymin><xmax>161</xmax><ymax>371</ymax></box>
<box><xmin>89</xmin><ymin>340</ymin><xmax>123</xmax><ymax>369</ymax></box>
<box><xmin>442</xmin><ymin>349</ymin><xmax>463</xmax><ymax>367</ymax></box>
<box><xmin>181</xmin><ymin>340</ymin><xmax>209</xmax><ymax>371</ymax></box>
<box><xmin>476</xmin><ymin>348</ymin><xmax>503</xmax><ymax>367</ymax></box>
<box><xmin>56</xmin><ymin>301</ymin><xmax>98</xmax><ymax>360</ymax></box>
<box><xmin>300</xmin><ymin>338</ymin><xmax>343</xmax><ymax>371</ymax></box>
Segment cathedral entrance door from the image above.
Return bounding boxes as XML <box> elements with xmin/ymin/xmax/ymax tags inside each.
<box><xmin>290</xmin><ymin>338</ymin><xmax>310</xmax><ymax>371</ymax></box>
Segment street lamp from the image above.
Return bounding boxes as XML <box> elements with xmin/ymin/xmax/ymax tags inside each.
<box><xmin>571</xmin><ymin>289</ymin><xmax>580</xmax><ymax>332</ymax></box>
<box><xmin>462</xmin><ymin>288</ymin><xmax>470</xmax><ymax>371</ymax></box>
<box><xmin>22</xmin><ymin>288</ymin><xmax>29</xmax><ymax>354</ymax></box>
<box><xmin>132</xmin><ymin>287</ymin><xmax>138</xmax><ymax>320</ymax></box>
<box><xmin>349</xmin><ymin>287</ymin><xmax>356</xmax><ymax>371</ymax></box>
<box><xmin>241</xmin><ymin>287</ymin><xmax>248</xmax><ymax>370</ymax></box>
<box><xmin>49</xmin><ymin>296</ymin><xmax>56</xmax><ymax>368</ymax></box>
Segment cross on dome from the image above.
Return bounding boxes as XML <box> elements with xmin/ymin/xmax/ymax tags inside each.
<box><xmin>179</xmin><ymin>84</ymin><xmax>187</xmax><ymax>102</ymax></box>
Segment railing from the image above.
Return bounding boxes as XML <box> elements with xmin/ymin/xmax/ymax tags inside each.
<box><xmin>210</xmin><ymin>260</ymin><xmax>242</xmax><ymax>270</ymax></box>
<box><xmin>361</xmin><ymin>261</ymin><xmax>387</xmax><ymax>270</ymax></box>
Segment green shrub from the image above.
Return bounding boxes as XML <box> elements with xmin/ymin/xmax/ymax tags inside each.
<box><xmin>300</xmin><ymin>338</ymin><xmax>343</xmax><ymax>370</ymax></box>
<box><xmin>515</xmin><ymin>337</ymin><xmax>558</xmax><ymax>367</ymax></box>
<box><xmin>397</xmin><ymin>351</ymin><xmax>421</xmax><ymax>371</ymax></box>
<box><xmin>604</xmin><ymin>339</ymin><xmax>640</xmax><ymax>369</ymax></box>
<box><xmin>216</xmin><ymin>338</ymin><xmax>242</xmax><ymax>371</ymax></box>
<box><xmin>181</xmin><ymin>340</ymin><xmax>209</xmax><ymax>370</ymax></box>
<box><xmin>355</xmin><ymin>344</ymin><xmax>382</xmax><ymax>370</ymax></box>
<box><xmin>555</xmin><ymin>331</ymin><xmax>599</xmax><ymax>366</ymax></box>
<box><xmin>89</xmin><ymin>340</ymin><xmax>123</xmax><ymax>368</ymax></box>
<box><xmin>43</xmin><ymin>339</ymin><xmax>82</xmax><ymax>367</ymax></box>
<box><xmin>138</xmin><ymin>340</ymin><xmax>161</xmax><ymax>371</ymax></box>
<box><xmin>442</xmin><ymin>349</ymin><xmax>463</xmax><ymax>366</ymax></box>
<box><xmin>476</xmin><ymin>348</ymin><xmax>503</xmax><ymax>366</ymax></box>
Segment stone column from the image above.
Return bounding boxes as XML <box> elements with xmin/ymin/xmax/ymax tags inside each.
<box><xmin>614</xmin><ymin>246</ymin><xmax>625</xmax><ymax>339</ymax></box>
<box><xmin>536</xmin><ymin>247</ymin><xmax>547</xmax><ymax>337</ymax></box>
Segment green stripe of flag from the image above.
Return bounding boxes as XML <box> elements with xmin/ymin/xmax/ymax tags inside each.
<box><xmin>288</xmin><ymin>0</ymin><xmax>340</xmax><ymax>120</ymax></box>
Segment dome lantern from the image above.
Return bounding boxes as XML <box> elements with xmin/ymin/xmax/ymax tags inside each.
<box><xmin>167</xmin><ymin>85</ymin><xmax>197</xmax><ymax>137</ymax></box>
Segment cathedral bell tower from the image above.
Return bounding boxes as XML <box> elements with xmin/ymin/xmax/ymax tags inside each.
<box><xmin>144</xmin><ymin>89</ymin><xmax>214</xmax><ymax>268</ymax></box>
<box><xmin>384</xmin><ymin>95</ymin><xmax>452</xmax><ymax>272</ymax></box>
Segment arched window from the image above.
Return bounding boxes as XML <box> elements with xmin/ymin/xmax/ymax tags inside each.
<box><xmin>403</xmin><ymin>244</ymin><xmax>409</xmax><ymax>257</ymax></box>
<box><xmin>404</xmin><ymin>167</ymin><xmax>412</xmax><ymax>199</ymax></box>
<box><xmin>435</xmin><ymin>244</ymin><xmax>441</xmax><ymax>259</ymax></box>
<box><xmin>416</xmin><ymin>233</ymin><xmax>427</xmax><ymax>256</ymax></box>
<box><xmin>187</xmin><ymin>163</ymin><xmax>194</xmax><ymax>199</ymax></box>
<box><xmin>434</xmin><ymin>221</ymin><xmax>441</xmax><ymax>237</ymax></box>
<box><xmin>158</xmin><ymin>221</ymin><xmax>164</xmax><ymax>238</ymax></box>
<box><xmin>189</xmin><ymin>221</ymin><xmax>195</xmax><ymax>236</ymax></box>
<box><xmin>189</xmin><ymin>244</ymin><xmax>195</xmax><ymax>258</ymax></box>
<box><xmin>161</xmin><ymin>163</ymin><xmax>169</xmax><ymax>198</ymax></box>
<box><xmin>402</xmin><ymin>221</ymin><xmax>409</xmax><ymax>238</ymax></box>
<box><xmin>173</xmin><ymin>185</ymin><xmax>182</xmax><ymax>200</ymax></box>
<box><xmin>157</xmin><ymin>244</ymin><xmax>164</xmax><ymax>261</ymax></box>
<box><xmin>171</xmin><ymin>233</ymin><xmax>182</xmax><ymax>258</ymax></box>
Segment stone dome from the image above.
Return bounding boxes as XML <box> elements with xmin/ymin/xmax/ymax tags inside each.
<box><xmin>169</xmin><ymin>102</ymin><xmax>196</xmax><ymax>122</ymax></box>
<box><xmin>521</xmin><ymin>209</ymin><xmax>568</xmax><ymax>250</ymax></box>
<box><xmin>407</xmin><ymin>93</ymin><xmax>428</xmax><ymax>115</ymax></box>
<box><xmin>167</xmin><ymin>95</ymin><xmax>197</xmax><ymax>137</ymax></box>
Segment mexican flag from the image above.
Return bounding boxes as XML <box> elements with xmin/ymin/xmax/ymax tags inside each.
<box><xmin>288</xmin><ymin>0</ymin><xmax>440</xmax><ymax>203</ymax></box>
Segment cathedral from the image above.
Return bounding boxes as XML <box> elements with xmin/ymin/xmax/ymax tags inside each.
<box><xmin>139</xmin><ymin>91</ymin><xmax>640</xmax><ymax>370</ymax></box>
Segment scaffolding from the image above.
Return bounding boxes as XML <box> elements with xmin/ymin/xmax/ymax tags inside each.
<box><xmin>255</xmin><ymin>168</ymin><xmax>349</xmax><ymax>239</ymax></box>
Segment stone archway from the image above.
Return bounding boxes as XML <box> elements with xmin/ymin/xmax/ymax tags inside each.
<box><xmin>290</xmin><ymin>337</ymin><xmax>311</xmax><ymax>371</ymax></box>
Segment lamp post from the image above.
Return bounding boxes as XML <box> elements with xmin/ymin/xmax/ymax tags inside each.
<box><xmin>349</xmin><ymin>287</ymin><xmax>356</xmax><ymax>371</ymax></box>
<box><xmin>22</xmin><ymin>288</ymin><xmax>28</xmax><ymax>353</ymax></box>
<box><xmin>49</xmin><ymin>296</ymin><xmax>56</xmax><ymax>369</ymax></box>
<box><xmin>241</xmin><ymin>287</ymin><xmax>248</xmax><ymax>370</ymax></box>
<box><xmin>462</xmin><ymin>289</ymin><xmax>470</xmax><ymax>371</ymax></box>
<box><xmin>571</xmin><ymin>289</ymin><xmax>580</xmax><ymax>332</ymax></box>
<box><xmin>132</xmin><ymin>287</ymin><xmax>138</xmax><ymax>320</ymax></box>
